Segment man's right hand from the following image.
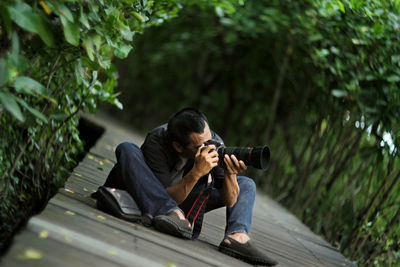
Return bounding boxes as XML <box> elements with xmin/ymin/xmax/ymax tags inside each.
<box><xmin>192</xmin><ymin>145</ymin><xmax>219</xmax><ymax>178</ymax></box>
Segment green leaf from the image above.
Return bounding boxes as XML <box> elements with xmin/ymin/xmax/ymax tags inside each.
<box><xmin>373</xmin><ymin>24</ymin><xmax>384</xmax><ymax>35</ymax></box>
<box><xmin>97</xmin><ymin>56</ymin><xmax>111</xmax><ymax>69</ymax></box>
<box><xmin>131</xmin><ymin>11</ymin><xmax>146</xmax><ymax>23</ymax></box>
<box><xmin>387</xmin><ymin>75</ymin><xmax>400</xmax><ymax>83</ymax></box>
<box><xmin>83</xmin><ymin>37</ymin><xmax>95</xmax><ymax>61</ymax></box>
<box><xmin>391</xmin><ymin>55</ymin><xmax>400</xmax><ymax>64</ymax></box>
<box><xmin>8</xmin><ymin>2</ymin><xmax>54</xmax><ymax>47</ymax></box>
<box><xmin>309</xmin><ymin>34</ymin><xmax>323</xmax><ymax>42</ymax></box>
<box><xmin>0</xmin><ymin>6</ymin><xmax>12</xmax><ymax>37</ymax></box>
<box><xmin>49</xmin><ymin>110</ymin><xmax>68</xmax><ymax>121</ymax></box>
<box><xmin>60</xmin><ymin>16</ymin><xmax>80</xmax><ymax>46</ymax></box>
<box><xmin>316</xmin><ymin>48</ymin><xmax>330</xmax><ymax>57</ymax></box>
<box><xmin>337</xmin><ymin>1</ymin><xmax>345</xmax><ymax>13</ymax></box>
<box><xmin>80</xmin><ymin>5</ymin><xmax>90</xmax><ymax>29</ymax></box>
<box><xmin>0</xmin><ymin>91</ymin><xmax>24</xmax><ymax>122</ymax></box>
<box><xmin>0</xmin><ymin>59</ymin><xmax>8</xmax><ymax>86</ymax></box>
<box><xmin>11</xmin><ymin>31</ymin><xmax>20</xmax><ymax>54</ymax></box>
<box><xmin>114</xmin><ymin>43</ymin><xmax>132</xmax><ymax>59</ymax></box>
<box><xmin>8</xmin><ymin>32</ymin><xmax>27</xmax><ymax>74</ymax></box>
<box><xmin>13</xmin><ymin>76</ymin><xmax>46</xmax><ymax>95</ymax></box>
<box><xmin>91</xmin><ymin>34</ymin><xmax>102</xmax><ymax>49</ymax></box>
<box><xmin>120</xmin><ymin>27</ymin><xmax>134</xmax><ymax>41</ymax></box>
<box><xmin>36</xmin><ymin>25</ymin><xmax>54</xmax><ymax>47</ymax></box>
<box><xmin>44</xmin><ymin>2</ymin><xmax>74</xmax><ymax>22</ymax></box>
<box><xmin>351</xmin><ymin>38</ymin><xmax>366</xmax><ymax>45</ymax></box>
<box><xmin>8</xmin><ymin>3</ymin><xmax>39</xmax><ymax>33</ymax></box>
<box><xmin>215</xmin><ymin>6</ymin><xmax>225</xmax><ymax>17</ymax></box>
<box><xmin>57</xmin><ymin>4</ymin><xmax>74</xmax><ymax>22</ymax></box>
<box><xmin>109</xmin><ymin>97</ymin><xmax>123</xmax><ymax>110</ymax></box>
<box><xmin>331</xmin><ymin>89</ymin><xmax>348</xmax><ymax>98</ymax></box>
<box><xmin>15</xmin><ymin>98</ymin><xmax>47</xmax><ymax>123</ymax></box>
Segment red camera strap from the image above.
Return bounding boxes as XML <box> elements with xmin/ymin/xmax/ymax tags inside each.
<box><xmin>186</xmin><ymin>177</ymin><xmax>214</xmax><ymax>240</ymax></box>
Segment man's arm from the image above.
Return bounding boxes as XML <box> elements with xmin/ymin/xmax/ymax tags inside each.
<box><xmin>219</xmin><ymin>154</ymin><xmax>247</xmax><ymax>207</ymax></box>
<box><xmin>166</xmin><ymin>145</ymin><xmax>218</xmax><ymax>204</ymax></box>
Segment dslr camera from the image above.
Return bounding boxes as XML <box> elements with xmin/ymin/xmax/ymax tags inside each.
<box><xmin>202</xmin><ymin>139</ymin><xmax>270</xmax><ymax>170</ymax></box>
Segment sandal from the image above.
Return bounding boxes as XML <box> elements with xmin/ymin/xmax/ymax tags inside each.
<box><xmin>153</xmin><ymin>212</ymin><xmax>192</xmax><ymax>239</ymax></box>
<box><xmin>219</xmin><ymin>236</ymin><xmax>278</xmax><ymax>266</ymax></box>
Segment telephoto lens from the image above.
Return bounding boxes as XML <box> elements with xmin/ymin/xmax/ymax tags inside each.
<box><xmin>220</xmin><ymin>146</ymin><xmax>270</xmax><ymax>170</ymax></box>
<box><xmin>203</xmin><ymin>140</ymin><xmax>270</xmax><ymax>170</ymax></box>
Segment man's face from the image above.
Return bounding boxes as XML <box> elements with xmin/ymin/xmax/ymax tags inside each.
<box><xmin>180</xmin><ymin>122</ymin><xmax>212</xmax><ymax>159</ymax></box>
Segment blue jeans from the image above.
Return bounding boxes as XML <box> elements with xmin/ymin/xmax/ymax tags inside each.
<box><xmin>105</xmin><ymin>142</ymin><xmax>256</xmax><ymax>236</ymax></box>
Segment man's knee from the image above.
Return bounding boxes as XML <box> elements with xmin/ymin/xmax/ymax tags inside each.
<box><xmin>238</xmin><ymin>176</ymin><xmax>256</xmax><ymax>197</ymax></box>
<box><xmin>116</xmin><ymin>142</ymin><xmax>140</xmax><ymax>158</ymax></box>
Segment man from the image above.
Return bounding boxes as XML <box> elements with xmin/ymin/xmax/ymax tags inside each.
<box><xmin>104</xmin><ymin>108</ymin><xmax>278</xmax><ymax>266</ymax></box>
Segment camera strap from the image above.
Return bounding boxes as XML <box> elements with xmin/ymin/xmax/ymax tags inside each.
<box><xmin>186</xmin><ymin>174</ymin><xmax>214</xmax><ymax>240</ymax></box>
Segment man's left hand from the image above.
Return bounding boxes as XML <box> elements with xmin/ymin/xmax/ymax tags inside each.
<box><xmin>224</xmin><ymin>154</ymin><xmax>247</xmax><ymax>175</ymax></box>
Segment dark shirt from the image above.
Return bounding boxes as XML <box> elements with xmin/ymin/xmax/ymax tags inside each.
<box><xmin>140</xmin><ymin>124</ymin><xmax>225</xmax><ymax>189</ymax></box>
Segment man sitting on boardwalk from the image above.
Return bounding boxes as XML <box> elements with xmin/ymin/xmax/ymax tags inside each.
<box><xmin>103</xmin><ymin>108</ymin><xmax>277</xmax><ymax>266</ymax></box>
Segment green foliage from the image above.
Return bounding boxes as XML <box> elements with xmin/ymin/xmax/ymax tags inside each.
<box><xmin>111</xmin><ymin>0</ymin><xmax>400</xmax><ymax>265</ymax></box>
<box><xmin>0</xmin><ymin>0</ymin><xmax>190</xmax><ymax>250</ymax></box>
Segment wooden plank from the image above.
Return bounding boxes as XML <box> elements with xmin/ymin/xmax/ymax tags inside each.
<box><xmin>1</xmin><ymin>230</ymin><xmax>122</xmax><ymax>267</ymax></box>
<box><xmin>27</xmin><ymin>217</ymin><xmax>163</xmax><ymax>267</ymax></box>
<box><xmin>46</xmin><ymin>193</ymin><xmax>247</xmax><ymax>267</ymax></box>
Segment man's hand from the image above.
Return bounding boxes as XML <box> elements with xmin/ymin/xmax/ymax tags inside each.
<box><xmin>167</xmin><ymin>145</ymin><xmax>218</xmax><ymax>204</ymax></box>
<box><xmin>192</xmin><ymin>145</ymin><xmax>219</xmax><ymax>177</ymax></box>
<box><xmin>224</xmin><ymin>154</ymin><xmax>247</xmax><ymax>175</ymax></box>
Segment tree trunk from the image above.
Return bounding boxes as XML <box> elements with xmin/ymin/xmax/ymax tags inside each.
<box><xmin>264</xmin><ymin>44</ymin><xmax>291</xmax><ymax>142</ymax></box>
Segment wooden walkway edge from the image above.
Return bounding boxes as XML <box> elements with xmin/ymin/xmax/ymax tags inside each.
<box><xmin>1</xmin><ymin>113</ymin><xmax>357</xmax><ymax>267</ymax></box>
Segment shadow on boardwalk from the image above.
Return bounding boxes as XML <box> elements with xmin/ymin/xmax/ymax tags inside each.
<box><xmin>1</xmin><ymin>113</ymin><xmax>356</xmax><ymax>267</ymax></box>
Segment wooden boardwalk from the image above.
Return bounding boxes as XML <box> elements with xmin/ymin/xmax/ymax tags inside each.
<box><xmin>1</xmin><ymin>114</ymin><xmax>356</xmax><ymax>267</ymax></box>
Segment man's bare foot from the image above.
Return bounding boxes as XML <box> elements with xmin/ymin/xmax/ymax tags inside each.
<box><xmin>224</xmin><ymin>232</ymin><xmax>250</xmax><ymax>244</ymax></box>
<box><xmin>171</xmin><ymin>209</ymin><xmax>192</xmax><ymax>228</ymax></box>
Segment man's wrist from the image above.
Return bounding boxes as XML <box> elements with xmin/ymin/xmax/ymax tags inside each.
<box><xmin>224</xmin><ymin>171</ymin><xmax>237</xmax><ymax>178</ymax></box>
<box><xmin>189</xmin><ymin>166</ymin><xmax>204</xmax><ymax>180</ymax></box>
<box><xmin>181</xmin><ymin>168</ymin><xmax>202</xmax><ymax>186</ymax></box>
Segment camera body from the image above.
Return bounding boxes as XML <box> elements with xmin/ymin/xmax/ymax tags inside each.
<box><xmin>202</xmin><ymin>139</ymin><xmax>270</xmax><ymax>170</ymax></box>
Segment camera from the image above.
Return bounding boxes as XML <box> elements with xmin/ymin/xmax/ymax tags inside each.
<box><xmin>202</xmin><ymin>139</ymin><xmax>270</xmax><ymax>170</ymax></box>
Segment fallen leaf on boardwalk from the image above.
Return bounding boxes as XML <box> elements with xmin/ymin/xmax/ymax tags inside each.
<box><xmin>64</xmin><ymin>188</ymin><xmax>74</xmax><ymax>194</ymax></box>
<box><xmin>21</xmin><ymin>248</ymin><xmax>42</xmax><ymax>260</ymax></box>
<box><xmin>65</xmin><ymin>211</ymin><xmax>75</xmax><ymax>216</ymax></box>
<box><xmin>83</xmin><ymin>187</ymin><xmax>88</xmax><ymax>192</ymax></box>
<box><xmin>107</xmin><ymin>250</ymin><xmax>117</xmax><ymax>255</ymax></box>
<box><xmin>39</xmin><ymin>230</ymin><xmax>49</xmax><ymax>239</ymax></box>
<box><xmin>64</xmin><ymin>236</ymin><xmax>72</xmax><ymax>243</ymax></box>
<box><xmin>99</xmin><ymin>161</ymin><xmax>106</xmax><ymax>166</ymax></box>
<box><xmin>165</xmin><ymin>262</ymin><xmax>177</xmax><ymax>267</ymax></box>
<box><xmin>105</xmin><ymin>144</ymin><xmax>113</xmax><ymax>151</ymax></box>
<box><xmin>97</xmin><ymin>215</ymin><xmax>106</xmax><ymax>220</ymax></box>
<box><xmin>75</xmin><ymin>173</ymin><xmax>82</xmax><ymax>177</ymax></box>
<box><xmin>88</xmin><ymin>155</ymin><xmax>95</xmax><ymax>160</ymax></box>
<box><xmin>105</xmin><ymin>159</ymin><xmax>113</xmax><ymax>164</ymax></box>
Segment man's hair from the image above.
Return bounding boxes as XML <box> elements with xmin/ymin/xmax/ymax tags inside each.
<box><xmin>167</xmin><ymin>108</ymin><xmax>208</xmax><ymax>147</ymax></box>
